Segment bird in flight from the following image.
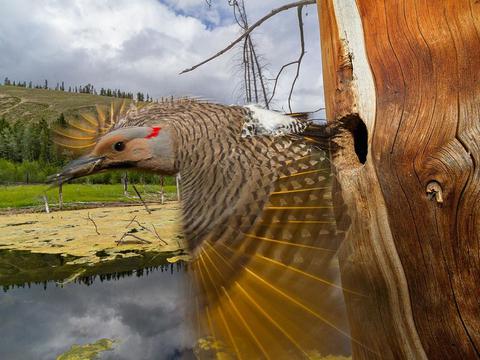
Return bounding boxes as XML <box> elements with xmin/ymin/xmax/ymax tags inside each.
<box><xmin>50</xmin><ymin>99</ymin><xmax>369</xmax><ymax>359</ymax></box>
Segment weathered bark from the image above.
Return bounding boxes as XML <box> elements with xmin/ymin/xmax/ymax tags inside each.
<box><xmin>318</xmin><ymin>0</ymin><xmax>480</xmax><ymax>359</ymax></box>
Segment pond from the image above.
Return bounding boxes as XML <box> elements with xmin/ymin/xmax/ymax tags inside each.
<box><xmin>0</xmin><ymin>250</ymin><xmax>193</xmax><ymax>360</ymax></box>
<box><xmin>0</xmin><ymin>250</ymin><xmax>351</xmax><ymax>360</ymax></box>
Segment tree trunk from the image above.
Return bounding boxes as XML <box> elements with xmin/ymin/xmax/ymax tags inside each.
<box><xmin>317</xmin><ymin>0</ymin><xmax>480</xmax><ymax>359</ymax></box>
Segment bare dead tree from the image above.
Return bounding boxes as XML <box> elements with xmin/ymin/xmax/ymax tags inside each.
<box><xmin>229</xmin><ymin>0</ymin><xmax>269</xmax><ymax>108</ymax></box>
<box><xmin>249</xmin><ymin>37</ymin><xmax>269</xmax><ymax>107</ymax></box>
<box><xmin>180</xmin><ymin>0</ymin><xmax>316</xmax><ymax>112</ymax></box>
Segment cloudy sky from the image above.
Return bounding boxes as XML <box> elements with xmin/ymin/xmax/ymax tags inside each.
<box><xmin>0</xmin><ymin>0</ymin><xmax>324</xmax><ymax>112</ymax></box>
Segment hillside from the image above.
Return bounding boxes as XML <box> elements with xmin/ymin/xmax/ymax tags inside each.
<box><xmin>0</xmin><ymin>85</ymin><xmax>130</xmax><ymax>124</ymax></box>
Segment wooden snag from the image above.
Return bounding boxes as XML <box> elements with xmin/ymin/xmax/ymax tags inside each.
<box><xmin>318</xmin><ymin>0</ymin><xmax>480</xmax><ymax>359</ymax></box>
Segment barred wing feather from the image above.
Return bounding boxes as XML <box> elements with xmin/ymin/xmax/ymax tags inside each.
<box><xmin>184</xmin><ymin>135</ymin><xmax>369</xmax><ymax>359</ymax></box>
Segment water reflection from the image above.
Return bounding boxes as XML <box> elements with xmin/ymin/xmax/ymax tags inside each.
<box><xmin>0</xmin><ymin>249</ymin><xmax>187</xmax><ymax>292</ymax></box>
<box><xmin>0</xmin><ymin>241</ymin><xmax>355</xmax><ymax>359</ymax></box>
<box><xmin>0</xmin><ymin>251</ymin><xmax>193</xmax><ymax>360</ymax></box>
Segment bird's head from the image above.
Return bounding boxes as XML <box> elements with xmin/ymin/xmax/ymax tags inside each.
<box><xmin>50</xmin><ymin>125</ymin><xmax>177</xmax><ymax>183</ymax></box>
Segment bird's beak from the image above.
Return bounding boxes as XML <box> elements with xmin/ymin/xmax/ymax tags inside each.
<box><xmin>47</xmin><ymin>156</ymin><xmax>105</xmax><ymax>184</ymax></box>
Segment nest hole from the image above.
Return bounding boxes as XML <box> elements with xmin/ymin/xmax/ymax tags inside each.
<box><xmin>351</xmin><ymin>116</ymin><xmax>368</xmax><ymax>164</ymax></box>
<box><xmin>332</xmin><ymin>114</ymin><xmax>368</xmax><ymax>169</ymax></box>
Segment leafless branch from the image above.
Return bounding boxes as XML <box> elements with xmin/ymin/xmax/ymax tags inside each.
<box><xmin>125</xmin><ymin>215</ymin><xmax>137</xmax><ymax>229</ymax></box>
<box><xmin>231</xmin><ymin>0</ymin><xmax>248</xmax><ymax>29</ymax></box>
<box><xmin>266</xmin><ymin>5</ymin><xmax>306</xmax><ymax>110</ymax></box>
<box><xmin>310</xmin><ymin>106</ymin><xmax>326</xmax><ymax>113</ymax></box>
<box><xmin>268</xmin><ymin>60</ymin><xmax>298</xmax><ymax>105</ymax></box>
<box><xmin>87</xmin><ymin>212</ymin><xmax>100</xmax><ymax>235</ymax></box>
<box><xmin>132</xmin><ymin>184</ymin><xmax>151</xmax><ymax>214</ymax></box>
<box><xmin>180</xmin><ymin>0</ymin><xmax>316</xmax><ymax>74</ymax></box>
<box><xmin>152</xmin><ymin>224</ymin><xmax>169</xmax><ymax>246</ymax></box>
<box><xmin>288</xmin><ymin>5</ymin><xmax>306</xmax><ymax>112</ymax></box>
<box><xmin>132</xmin><ymin>219</ymin><xmax>153</xmax><ymax>233</ymax></box>
<box><xmin>123</xmin><ymin>215</ymin><xmax>168</xmax><ymax>246</ymax></box>
<box><xmin>116</xmin><ymin>233</ymin><xmax>152</xmax><ymax>245</ymax></box>
<box><xmin>116</xmin><ymin>232</ymin><xmax>127</xmax><ymax>245</ymax></box>
<box><xmin>126</xmin><ymin>234</ymin><xmax>152</xmax><ymax>244</ymax></box>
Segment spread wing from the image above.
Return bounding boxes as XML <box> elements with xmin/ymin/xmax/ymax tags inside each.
<box><xmin>176</xmin><ymin>107</ymin><xmax>372</xmax><ymax>358</ymax></box>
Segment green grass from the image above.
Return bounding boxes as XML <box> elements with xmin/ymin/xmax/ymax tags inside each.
<box><xmin>0</xmin><ymin>184</ymin><xmax>176</xmax><ymax>209</ymax></box>
<box><xmin>0</xmin><ymin>85</ymin><xmax>130</xmax><ymax>124</ymax></box>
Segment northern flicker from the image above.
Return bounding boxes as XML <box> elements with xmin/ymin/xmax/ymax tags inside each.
<box><xmin>51</xmin><ymin>99</ymin><xmax>368</xmax><ymax>358</ymax></box>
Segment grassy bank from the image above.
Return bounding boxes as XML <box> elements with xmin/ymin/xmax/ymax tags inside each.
<box><xmin>0</xmin><ymin>184</ymin><xmax>176</xmax><ymax>209</ymax></box>
<box><xmin>0</xmin><ymin>85</ymin><xmax>124</xmax><ymax>124</ymax></box>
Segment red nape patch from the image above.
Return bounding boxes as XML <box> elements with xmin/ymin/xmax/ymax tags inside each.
<box><xmin>145</xmin><ymin>127</ymin><xmax>161</xmax><ymax>139</ymax></box>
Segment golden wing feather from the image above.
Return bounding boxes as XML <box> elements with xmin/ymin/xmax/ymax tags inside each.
<box><xmin>188</xmin><ymin>143</ymin><xmax>375</xmax><ymax>359</ymax></box>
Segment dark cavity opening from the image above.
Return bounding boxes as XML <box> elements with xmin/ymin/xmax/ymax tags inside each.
<box><xmin>340</xmin><ymin>114</ymin><xmax>368</xmax><ymax>165</ymax></box>
<box><xmin>351</xmin><ymin>117</ymin><xmax>368</xmax><ymax>164</ymax></box>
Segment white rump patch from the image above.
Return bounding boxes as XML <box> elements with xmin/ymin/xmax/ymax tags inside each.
<box><xmin>242</xmin><ymin>104</ymin><xmax>310</xmax><ymax>138</ymax></box>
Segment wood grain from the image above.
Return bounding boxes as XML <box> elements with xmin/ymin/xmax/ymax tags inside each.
<box><xmin>318</xmin><ymin>0</ymin><xmax>480</xmax><ymax>358</ymax></box>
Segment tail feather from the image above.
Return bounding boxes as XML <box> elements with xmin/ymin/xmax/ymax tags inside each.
<box><xmin>52</xmin><ymin>100</ymin><xmax>129</xmax><ymax>155</ymax></box>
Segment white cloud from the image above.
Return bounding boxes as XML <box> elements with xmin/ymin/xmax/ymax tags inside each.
<box><xmin>0</xmin><ymin>0</ymin><xmax>324</xmax><ymax>112</ymax></box>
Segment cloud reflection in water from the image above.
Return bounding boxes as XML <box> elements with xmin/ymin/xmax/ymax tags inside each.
<box><xmin>0</xmin><ymin>267</ymin><xmax>193</xmax><ymax>360</ymax></box>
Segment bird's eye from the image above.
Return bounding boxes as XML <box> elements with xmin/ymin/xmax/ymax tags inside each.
<box><xmin>113</xmin><ymin>141</ymin><xmax>125</xmax><ymax>152</ymax></box>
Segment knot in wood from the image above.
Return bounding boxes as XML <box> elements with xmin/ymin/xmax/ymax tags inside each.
<box><xmin>426</xmin><ymin>181</ymin><xmax>443</xmax><ymax>204</ymax></box>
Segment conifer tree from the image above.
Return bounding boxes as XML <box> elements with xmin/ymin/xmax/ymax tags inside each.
<box><xmin>37</xmin><ymin>118</ymin><xmax>51</xmax><ymax>163</ymax></box>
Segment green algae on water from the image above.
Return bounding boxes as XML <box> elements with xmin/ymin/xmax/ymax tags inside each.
<box><xmin>56</xmin><ymin>338</ymin><xmax>116</xmax><ymax>360</ymax></box>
